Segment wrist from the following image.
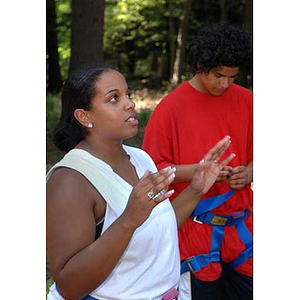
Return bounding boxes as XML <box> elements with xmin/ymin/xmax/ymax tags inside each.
<box><xmin>185</xmin><ymin>185</ymin><xmax>204</xmax><ymax>202</ymax></box>
<box><xmin>246</xmin><ymin>163</ymin><xmax>253</xmax><ymax>183</ymax></box>
<box><xmin>117</xmin><ymin>215</ymin><xmax>138</xmax><ymax>234</ymax></box>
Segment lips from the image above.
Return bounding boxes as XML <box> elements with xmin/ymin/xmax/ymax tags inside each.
<box><xmin>126</xmin><ymin>116</ymin><xmax>136</xmax><ymax>122</ymax></box>
<box><xmin>125</xmin><ymin>114</ymin><xmax>139</xmax><ymax>125</ymax></box>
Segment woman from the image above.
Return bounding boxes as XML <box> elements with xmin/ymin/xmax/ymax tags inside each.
<box><xmin>46</xmin><ymin>64</ymin><xmax>235</xmax><ymax>300</ymax></box>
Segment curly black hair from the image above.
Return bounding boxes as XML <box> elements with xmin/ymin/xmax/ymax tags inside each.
<box><xmin>187</xmin><ymin>23</ymin><xmax>252</xmax><ymax>74</ymax></box>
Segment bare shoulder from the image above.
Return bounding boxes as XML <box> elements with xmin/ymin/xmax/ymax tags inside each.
<box><xmin>47</xmin><ymin>167</ymin><xmax>105</xmax><ymax>222</ymax></box>
<box><xmin>47</xmin><ymin>167</ymin><xmax>105</xmax><ymax>276</ymax></box>
<box><xmin>47</xmin><ymin>167</ymin><xmax>97</xmax><ymax>202</ymax></box>
<box><xmin>47</xmin><ymin>167</ymin><xmax>90</xmax><ymax>189</ymax></box>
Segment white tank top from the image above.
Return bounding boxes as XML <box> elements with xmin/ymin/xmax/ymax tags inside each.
<box><xmin>47</xmin><ymin>145</ymin><xmax>180</xmax><ymax>300</ymax></box>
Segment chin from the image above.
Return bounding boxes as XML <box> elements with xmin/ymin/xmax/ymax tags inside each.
<box><xmin>124</xmin><ymin>129</ymin><xmax>139</xmax><ymax>140</ymax></box>
<box><xmin>212</xmin><ymin>89</ymin><xmax>227</xmax><ymax>96</ymax></box>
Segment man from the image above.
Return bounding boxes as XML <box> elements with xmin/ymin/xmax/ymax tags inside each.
<box><xmin>142</xmin><ymin>23</ymin><xmax>253</xmax><ymax>299</ymax></box>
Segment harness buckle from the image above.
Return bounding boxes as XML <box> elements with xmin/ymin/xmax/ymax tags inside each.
<box><xmin>211</xmin><ymin>216</ymin><xmax>228</xmax><ymax>225</ymax></box>
<box><xmin>186</xmin><ymin>256</ymin><xmax>197</xmax><ymax>273</ymax></box>
<box><xmin>193</xmin><ymin>216</ymin><xmax>203</xmax><ymax>224</ymax></box>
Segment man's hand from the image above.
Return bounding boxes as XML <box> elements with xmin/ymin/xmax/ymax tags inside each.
<box><xmin>226</xmin><ymin>162</ymin><xmax>253</xmax><ymax>189</ymax></box>
<box><xmin>216</xmin><ymin>166</ymin><xmax>233</xmax><ymax>182</ymax></box>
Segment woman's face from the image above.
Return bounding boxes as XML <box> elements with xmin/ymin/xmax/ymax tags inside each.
<box><xmin>87</xmin><ymin>70</ymin><xmax>139</xmax><ymax>141</ymax></box>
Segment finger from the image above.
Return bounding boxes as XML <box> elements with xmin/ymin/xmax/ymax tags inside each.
<box><xmin>204</xmin><ymin>136</ymin><xmax>231</xmax><ymax>161</ymax></box>
<box><xmin>218</xmin><ymin>170</ymin><xmax>232</xmax><ymax>179</ymax></box>
<box><xmin>146</xmin><ymin>167</ymin><xmax>176</xmax><ymax>198</ymax></box>
<box><xmin>222</xmin><ymin>166</ymin><xmax>233</xmax><ymax>171</ymax></box>
<box><xmin>152</xmin><ymin>169</ymin><xmax>176</xmax><ymax>196</ymax></box>
<box><xmin>139</xmin><ymin>168</ymin><xmax>169</xmax><ymax>188</ymax></box>
<box><xmin>159</xmin><ymin>166</ymin><xmax>172</xmax><ymax>174</ymax></box>
<box><xmin>231</xmin><ymin>166</ymin><xmax>245</xmax><ymax>175</ymax></box>
<box><xmin>219</xmin><ymin>153</ymin><xmax>236</xmax><ymax>169</ymax></box>
<box><xmin>152</xmin><ymin>189</ymin><xmax>175</xmax><ymax>203</ymax></box>
<box><xmin>228</xmin><ymin>173</ymin><xmax>245</xmax><ymax>180</ymax></box>
<box><xmin>227</xmin><ymin>180</ymin><xmax>246</xmax><ymax>189</ymax></box>
<box><xmin>212</xmin><ymin>137</ymin><xmax>231</xmax><ymax>161</ymax></box>
<box><xmin>216</xmin><ymin>174</ymin><xmax>229</xmax><ymax>182</ymax></box>
<box><xmin>140</xmin><ymin>170</ymin><xmax>151</xmax><ymax>180</ymax></box>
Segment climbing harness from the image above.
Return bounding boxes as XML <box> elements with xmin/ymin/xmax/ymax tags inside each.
<box><xmin>181</xmin><ymin>189</ymin><xmax>253</xmax><ymax>274</ymax></box>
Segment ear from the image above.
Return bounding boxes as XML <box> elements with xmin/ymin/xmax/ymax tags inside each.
<box><xmin>74</xmin><ymin>109</ymin><xmax>92</xmax><ymax>128</ymax></box>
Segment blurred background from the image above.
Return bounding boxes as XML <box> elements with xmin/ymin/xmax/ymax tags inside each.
<box><xmin>46</xmin><ymin>0</ymin><xmax>253</xmax><ymax>170</ymax></box>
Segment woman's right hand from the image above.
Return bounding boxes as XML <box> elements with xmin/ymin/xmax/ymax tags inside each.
<box><xmin>122</xmin><ymin>167</ymin><xmax>176</xmax><ymax>229</ymax></box>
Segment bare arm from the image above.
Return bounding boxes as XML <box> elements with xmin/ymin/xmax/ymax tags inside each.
<box><xmin>171</xmin><ymin>136</ymin><xmax>235</xmax><ymax>228</ymax></box>
<box><xmin>47</xmin><ymin>167</ymin><xmax>174</xmax><ymax>299</ymax></box>
<box><xmin>171</xmin><ymin>164</ymin><xmax>233</xmax><ymax>184</ymax></box>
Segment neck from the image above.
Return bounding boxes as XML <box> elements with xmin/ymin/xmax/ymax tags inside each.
<box><xmin>189</xmin><ymin>75</ymin><xmax>206</xmax><ymax>94</ymax></box>
<box><xmin>76</xmin><ymin>137</ymin><xmax>129</xmax><ymax>167</ymax></box>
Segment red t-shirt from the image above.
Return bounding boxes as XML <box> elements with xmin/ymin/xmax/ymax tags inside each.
<box><xmin>142</xmin><ymin>81</ymin><xmax>253</xmax><ymax>281</ymax></box>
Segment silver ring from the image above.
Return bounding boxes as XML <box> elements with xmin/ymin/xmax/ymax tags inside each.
<box><xmin>152</xmin><ymin>190</ymin><xmax>165</xmax><ymax>200</ymax></box>
<box><xmin>147</xmin><ymin>190</ymin><xmax>154</xmax><ymax>199</ymax></box>
<box><xmin>214</xmin><ymin>160</ymin><xmax>218</xmax><ymax>164</ymax></box>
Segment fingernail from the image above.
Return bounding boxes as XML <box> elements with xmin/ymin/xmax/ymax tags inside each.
<box><xmin>165</xmin><ymin>189</ymin><xmax>175</xmax><ymax>198</ymax></box>
<box><xmin>162</xmin><ymin>166</ymin><xmax>172</xmax><ymax>173</ymax></box>
<box><xmin>169</xmin><ymin>172</ymin><xmax>175</xmax><ymax>179</ymax></box>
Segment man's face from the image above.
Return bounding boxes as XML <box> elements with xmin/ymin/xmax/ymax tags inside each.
<box><xmin>197</xmin><ymin>66</ymin><xmax>240</xmax><ymax>96</ymax></box>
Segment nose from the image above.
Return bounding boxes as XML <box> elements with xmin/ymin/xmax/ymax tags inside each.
<box><xmin>124</xmin><ymin>96</ymin><xmax>135</xmax><ymax>111</ymax></box>
<box><xmin>220</xmin><ymin>77</ymin><xmax>230</xmax><ymax>89</ymax></box>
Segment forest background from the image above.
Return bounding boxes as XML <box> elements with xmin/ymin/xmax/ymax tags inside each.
<box><xmin>46</xmin><ymin>0</ymin><xmax>253</xmax><ymax>172</ymax></box>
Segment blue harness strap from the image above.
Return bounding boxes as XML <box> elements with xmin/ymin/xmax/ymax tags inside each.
<box><xmin>81</xmin><ymin>295</ymin><xmax>98</xmax><ymax>300</ymax></box>
<box><xmin>191</xmin><ymin>189</ymin><xmax>235</xmax><ymax>217</ymax></box>
<box><xmin>181</xmin><ymin>189</ymin><xmax>253</xmax><ymax>275</ymax></box>
<box><xmin>222</xmin><ymin>220</ymin><xmax>253</xmax><ymax>270</ymax></box>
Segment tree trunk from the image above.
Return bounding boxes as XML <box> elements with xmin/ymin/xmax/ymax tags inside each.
<box><xmin>69</xmin><ymin>0</ymin><xmax>105</xmax><ymax>75</ymax></box>
<box><xmin>220</xmin><ymin>0</ymin><xmax>227</xmax><ymax>23</ymax></box>
<box><xmin>161</xmin><ymin>0</ymin><xmax>175</xmax><ymax>83</ymax></box>
<box><xmin>168</xmin><ymin>0</ymin><xmax>176</xmax><ymax>78</ymax></box>
<box><xmin>171</xmin><ymin>0</ymin><xmax>193</xmax><ymax>86</ymax></box>
<box><xmin>46</xmin><ymin>0</ymin><xmax>63</xmax><ymax>93</ymax></box>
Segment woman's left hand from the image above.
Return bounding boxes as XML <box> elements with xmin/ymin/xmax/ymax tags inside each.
<box><xmin>189</xmin><ymin>136</ymin><xmax>235</xmax><ymax>196</ymax></box>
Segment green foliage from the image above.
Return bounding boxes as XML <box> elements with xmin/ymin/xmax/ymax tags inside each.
<box><xmin>46</xmin><ymin>93</ymin><xmax>61</xmax><ymax>134</ymax></box>
<box><xmin>55</xmin><ymin>0</ymin><xmax>71</xmax><ymax>79</ymax></box>
<box><xmin>124</xmin><ymin>108</ymin><xmax>153</xmax><ymax>148</ymax></box>
<box><xmin>104</xmin><ymin>0</ymin><xmax>168</xmax><ymax>78</ymax></box>
<box><xmin>53</xmin><ymin>0</ymin><xmax>250</xmax><ymax>82</ymax></box>
<box><xmin>46</xmin><ymin>278</ymin><xmax>54</xmax><ymax>295</ymax></box>
<box><xmin>46</xmin><ymin>92</ymin><xmax>64</xmax><ymax>171</ymax></box>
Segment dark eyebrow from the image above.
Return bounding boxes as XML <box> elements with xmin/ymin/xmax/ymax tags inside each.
<box><xmin>104</xmin><ymin>89</ymin><xmax>118</xmax><ymax>96</ymax></box>
<box><xmin>216</xmin><ymin>72</ymin><xmax>239</xmax><ymax>78</ymax></box>
<box><xmin>104</xmin><ymin>86</ymin><xmax>130</xmax><ymax>96</ymax></box>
